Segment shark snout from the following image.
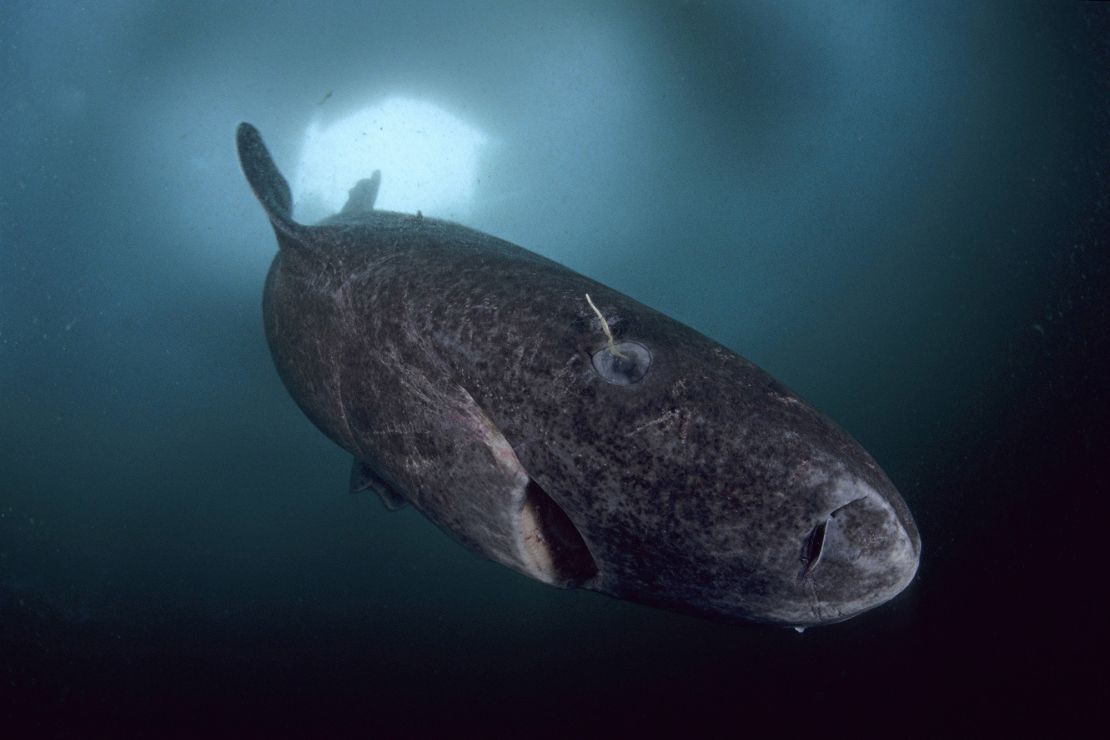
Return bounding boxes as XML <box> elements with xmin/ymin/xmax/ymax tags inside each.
<box><xmin>796</xmin><ymin>485</ymin><xmax>920</xmax><ymax>625</ymax></box>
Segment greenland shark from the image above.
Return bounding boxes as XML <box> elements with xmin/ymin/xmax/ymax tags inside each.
<box><xmin>236</xmin><ymin>122</ymin><xmax>920</xmax><ymax>628</ymax></box>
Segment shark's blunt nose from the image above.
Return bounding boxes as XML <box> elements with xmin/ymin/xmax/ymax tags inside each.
<box><xmin>798</xmin><ymin>520</ymin><xmax>828</xmax><ymax>579</ymax></box>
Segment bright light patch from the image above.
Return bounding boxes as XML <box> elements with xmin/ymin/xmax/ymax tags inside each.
<box><xmin>292</xmin><ymin>98</ymin><xmax>487</xmax><ymax>223</ymax></box>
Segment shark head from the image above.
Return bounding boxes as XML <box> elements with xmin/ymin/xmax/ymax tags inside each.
<box><xmin>463</xmin><ymin>307</ymin><xmax>922</xmax><ymax>628</ymax></box>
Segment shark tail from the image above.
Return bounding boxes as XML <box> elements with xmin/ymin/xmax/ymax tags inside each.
<box><xmin>236</xmin><ymin>122</ymin><xmax>314</xmax><ymax>255</ymax></box>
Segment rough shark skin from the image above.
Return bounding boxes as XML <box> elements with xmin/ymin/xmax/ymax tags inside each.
<box><xmin>237</xmin><ymin>122</ymin><xmax>920</xmax><ymax>628</ymax></box>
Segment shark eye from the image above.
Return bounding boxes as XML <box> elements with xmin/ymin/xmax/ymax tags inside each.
<box><xmin>591</xmin><ymin>342</ymin><xmax>652</xmax><ymax>385</ymax></box>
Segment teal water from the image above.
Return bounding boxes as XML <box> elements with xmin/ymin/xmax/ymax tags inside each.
<box><xmin>1</xmin><ymin>2</ymin><xmax>1106</xmax><ymax>735</ymax></box>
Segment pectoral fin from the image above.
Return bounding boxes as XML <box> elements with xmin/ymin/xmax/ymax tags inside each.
<box><xmin>349</xmin><ymin>459</ymin><xmax>408</xmax><ymax>511</ymax></box>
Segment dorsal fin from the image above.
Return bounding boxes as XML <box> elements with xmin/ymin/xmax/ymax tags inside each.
<box><xmin>340</xmin><ymin>171</ymin><xmax>381</xmax><ymax>215</ymax></box>
<box><xmin>236</xmin><ymin>122</ymin><xmax>311</xmax><ymax>253</ymax></box>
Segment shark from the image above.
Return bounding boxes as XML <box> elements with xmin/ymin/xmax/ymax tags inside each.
<box><xmin>236</xmin><ymin>122</ymin><xmax>920</xmax><ymax>628</ymax></box>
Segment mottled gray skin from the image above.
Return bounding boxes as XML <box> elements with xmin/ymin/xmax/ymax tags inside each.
<box><xmin>237</xmin><ymin>123</ymin><xmax>920</xmax><ymax>628</ymax></box>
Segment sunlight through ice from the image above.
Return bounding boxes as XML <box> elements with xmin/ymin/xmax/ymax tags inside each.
<box><xmin>292</xmin><ymin>97</ymin><xmax>487</xmax><ymax>223</ymax></box>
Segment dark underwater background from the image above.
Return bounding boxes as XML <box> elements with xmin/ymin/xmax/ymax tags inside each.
<box><xmin>2</xmin><ymin>1</ymin><xmax>1107</xmax><ymax>736</ymax></box>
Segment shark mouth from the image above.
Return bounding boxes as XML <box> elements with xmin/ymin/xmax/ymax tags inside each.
<box><xmin>517</xmin><ymin>478</ymin><xmax>598</xmax><ymax>587</ymax></box>
<box><xmin>456</xmin><ymin>384</ymin><xmax>597</xmax><ymax>588</ymax></box>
